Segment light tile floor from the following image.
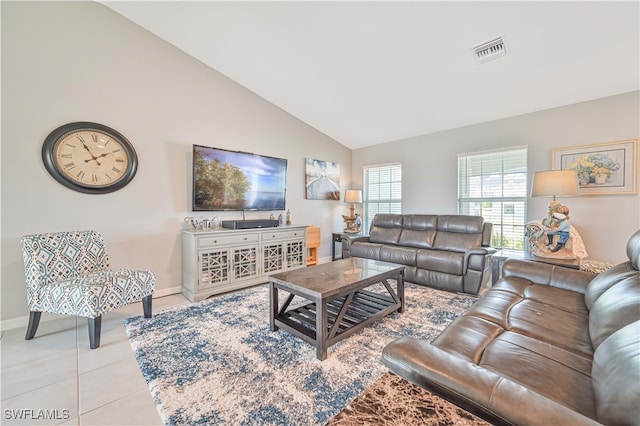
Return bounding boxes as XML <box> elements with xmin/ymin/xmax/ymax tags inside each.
<box><xmin>1</xmin><ymin>294</ymin><xmax>191</xmax><ymax>426</ymax></box>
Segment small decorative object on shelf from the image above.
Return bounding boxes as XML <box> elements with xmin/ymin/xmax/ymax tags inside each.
<box><xmin>184</xmin><ymin>216</ymin><xmax>218</xmax><ymax>231</ymax></box>
<box><xmin>286</xmin><ymin>209</ymin><xmax>292</xmax><ymax>225</ymax></box>
<box><xmin>201</xmin><ymin>218</ymin><xmax>213</xmax><ymax>231</ymax></box>
<box><xmin>185</xmin><ymin>217</ymin><xmax>200</xmax><ymax>230</ymax></box>
<box><xmin>278</xmin><ymin>213</ymin><xmax>283</xmax><ymax>226</ymax></box>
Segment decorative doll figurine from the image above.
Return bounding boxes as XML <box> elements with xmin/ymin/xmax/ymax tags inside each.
<box><xmin>546</xmin><ymin>212</ymin><xmax>571</xmax><ymax>252</ymax></box>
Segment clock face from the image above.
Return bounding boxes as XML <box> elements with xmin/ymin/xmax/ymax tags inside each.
<box><xmin>42</xmin><ymin>122</ymin><xmax>138</xmax><ymax>194</ymax></box>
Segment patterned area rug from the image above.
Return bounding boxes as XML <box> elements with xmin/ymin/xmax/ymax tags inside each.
<box><xmin>327</xmin><ymin>372</ymin><xmax>489</xmax><ymax>425</ymax></box>
<box><xmin>125</xmin><ymin>283</ymin><xmax>478</xmax><ymax>425</ymax></box>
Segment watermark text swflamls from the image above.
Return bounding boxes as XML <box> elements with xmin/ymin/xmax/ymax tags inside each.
<box><xmin>4</xmin><ymin>409</ymin><xmax>70</xmax><ymax>421</ymax></box>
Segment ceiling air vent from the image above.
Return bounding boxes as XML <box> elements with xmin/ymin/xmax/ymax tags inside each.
<box><xmin>472</xmin><ymin>35</ymin><xmax>509</xmax><ymax>64</ymax></box>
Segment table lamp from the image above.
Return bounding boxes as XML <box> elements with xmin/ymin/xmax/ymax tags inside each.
<box><xmin>344</xmin><ymin>190</ymin><xmax>363</xmax><ymax>218</ymax></box>
<box><xmin>531</xmin><ymin>169</ymin><xmax>579</xmax><ymax>209</ymax></box>
<box><xmin>343</xmin><ymin>189</ymin><xmax>363</xmax><ymax>233</ymax></box>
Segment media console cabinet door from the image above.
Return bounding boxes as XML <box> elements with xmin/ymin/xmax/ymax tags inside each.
<box><xmin>182</xmin><ymin>226</ymin><xmax>307</xmax><ymax>302</ymax></box>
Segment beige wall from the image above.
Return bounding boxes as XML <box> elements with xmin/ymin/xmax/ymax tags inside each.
<box><xmin>1</xmin><ymin>1</ymin><xmax>352</xmax><ymax>324</ymax></box>
<box><xmin>352</xmin><ymin>91</ymin><xmax>640</xmax><ymax>263</ymax></box>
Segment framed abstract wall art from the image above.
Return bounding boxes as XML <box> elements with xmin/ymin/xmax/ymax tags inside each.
<box><xmin>305</xmin><ymin>158</ymin><xmax>340</xmax><ymax>200</ymax></box>
<box><xmin>552</xmin><ymin>139</ymin><xmax>638</xmax><ymax>195</ymax></box>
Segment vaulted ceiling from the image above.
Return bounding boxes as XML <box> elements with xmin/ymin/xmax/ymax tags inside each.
<box><xmin>102</xmin><ymin>1</ymin><xmax>639</xmax><ymax>149</ymax></box>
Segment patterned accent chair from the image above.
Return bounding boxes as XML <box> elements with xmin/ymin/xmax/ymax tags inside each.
<box><xmin>21</xmin><ymin>230</ymin><xmax>156</xmax><ymax>349</ymax></box>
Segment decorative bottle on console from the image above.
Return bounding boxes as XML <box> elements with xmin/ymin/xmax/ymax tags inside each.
<box><xmin>286</xmin><ymin>209</ymin><xmax>292</xmax><ymax>225</ymax></box>
<box><xmin>278</xmin><ymin>213</ymin><xmax>283</xmax><ymax>226</ymax></box>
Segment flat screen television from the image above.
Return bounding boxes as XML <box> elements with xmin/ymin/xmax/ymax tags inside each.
<box><xmin>192</xmin><ymin>144</ymin><xmax>287</xmax><ymax>211</ymax></box>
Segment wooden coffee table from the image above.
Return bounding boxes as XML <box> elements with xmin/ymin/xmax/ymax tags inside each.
<box><xmin>268</xmin><ymin>257</ymin><xmax>405</xmax><ymax>360</ymax></box>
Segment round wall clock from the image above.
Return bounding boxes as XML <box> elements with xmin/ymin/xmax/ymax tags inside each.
<box><xmin>42</xmin><ymin>122</ymin><xmax>138</xmax><ymax>194</ymax></box>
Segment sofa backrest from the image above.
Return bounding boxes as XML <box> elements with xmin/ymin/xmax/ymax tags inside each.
<box><xmin>585</xmin><ymin>229</ymin><xmax>640</xmax><ymax>349</ymax></box>
<box><xmin>369</xmin><ymin>214</ymin><xmax>403</xmax><ymax>245</ymax></box>
<box><xmin>433</xmin><ymin>215</ymin><xmax>485</xmax><ymax>253</ymax></box>
<box><xmin>587</xmin><ymin>230</ymin><xmax>640</xmax><ymax>424</ymax></box>
<box><xmin>369</xmin><ymin>214</ymin><xmax>489</xmax><ymax>252</ymax></box>
<box><xmin>398</xmin><ymin>215</ymin><xmax>438</xmax><ymax>248</ymax></box>
<box><xmin>591</xmin><ymin>320</ymin><xmax>640</xmax><ymax>424</ymax></box>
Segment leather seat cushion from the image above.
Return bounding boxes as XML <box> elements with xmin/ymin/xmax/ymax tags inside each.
<box><xmin>463</xmin><ymin>281</ymin><xmax>593</xmax><ymax>358</ymax></box>
<box><xmin>478</xmin><ymin>333</ymin><xmax>596</xmax><ymax>419</ymax></box>
<box><xmin>379</xmin><ymin>246</ymin><xmax>417</xmax><ymax>266</ymax></box>
<box><xmin>431</xmin><ymin>285</ymin><xmax>597</xmax><ymax>419</ymax></box>
<box><xmin>416</xmin><ymin>248</ymin><xmax>463</xmax><ymax>275</ymax></box>
<box><xmin>349</xmin><ymin>242</ymin><xmax>383</xmax><ymax>259</ymax></box>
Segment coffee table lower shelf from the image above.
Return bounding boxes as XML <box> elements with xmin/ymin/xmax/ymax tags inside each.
<box><xmin>271</xmin><ymin>286</ymin><xmax>403</xmax><ymax>360</ymax></box>
<box><xmin>276</xmin><ymin>289</ymin><xmax>398</xmax><ymax>343</ymax></box>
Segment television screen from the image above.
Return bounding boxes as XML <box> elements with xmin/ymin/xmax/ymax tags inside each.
<box><xmin>192</xmin><ymin>145</ymin><xmax>287</xmax><ymax>211</ymax></box>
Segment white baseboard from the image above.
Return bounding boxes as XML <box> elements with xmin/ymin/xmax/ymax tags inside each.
<box><xmin>318</xmin><ymin>255</ymin><xmax>334</xmax><ymax>264</ymax></box>
<box><xmin>0</xmin><ymin>286</ymin><xmax>183</xmax><ymax>331</ymax></box>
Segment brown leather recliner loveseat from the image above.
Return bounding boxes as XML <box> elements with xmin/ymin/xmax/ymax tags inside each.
<box><xmin>342</xmin><ymin>214</ymin><xmax>494</xmax><ymax>295</ymax></box>
<box><xmin>382</xmin><ymin>229</ymin><xmax>640</xmax><ymax>425</ymax></box>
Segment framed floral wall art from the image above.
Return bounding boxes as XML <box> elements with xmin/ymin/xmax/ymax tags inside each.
<box><xmin>552</xmin><ymin>139</ymin><xmax>638</xmax><ymax>195</ymax></box>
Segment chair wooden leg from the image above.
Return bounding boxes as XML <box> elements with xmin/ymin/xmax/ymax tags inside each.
<box><xmin>25</xmin><ymin>311</ymin><xmax>41</xmax><ymax>340</ymax></box>
<box><xmin>88</xmin><ymin>316</ymin><xmax>102</xmax><ymax>349</ymax></box>
<box><xmin>142</xmin><ymin>295</ymin><xmax>152</xmax><ymax>318</ymax></box>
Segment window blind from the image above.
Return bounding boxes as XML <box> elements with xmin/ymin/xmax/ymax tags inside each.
<box><xmin>363</xmin><ymin>163</ymin><xmax>402</xmax><ymax>234</ymax></box>
<box><xmin>457</xmin><ymin>147</ymin><xmax>528</xmax><ymax>249</ymax></box>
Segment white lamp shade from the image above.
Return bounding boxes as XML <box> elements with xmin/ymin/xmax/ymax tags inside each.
<box><xmin>531</xmin><ymin>170</ymin><xmax>579</xmax><ymax>198</ymax></box>
<box><xmin>344</xmin><ymin>189</ymin><xmax>363</xmax><ymax>203</ymax></box>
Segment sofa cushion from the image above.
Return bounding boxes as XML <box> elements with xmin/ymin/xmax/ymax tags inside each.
<box><xmin>433</xmin><ymin>216</ymin><xmax>484</xmax><ymax>252</ymax></box>
<box><xmin>591</xmin><ymin>320</ymin><xmax>640</xmax><ymax>425</ymax></box>
<box><xmin>437</xmin><ymin>215</ymin><xmax>485</xmax><ymax>233</ymax></box>
<box><xmin>379</xmin><ymin>246</ymin><xmax>417</xmax><ymax>266</ymax></box>
<box><xmin>398</xmin><ymin>215</ymin><xmax>437</xmax><ymax>248</ymax></box>
<box><xmin>588</xmin><ymin>275</ymin><xmax>640</xmax><ymax>349</ymax></box>
<box><xmin>461</xmin><ymin>281</ymin><xmax>593</xmax><ymax>358</ymax></box>
<box><xmin>479</xmin><ymin>332</ymin><xmax>595</xmax><ymax>418</ymax></box>
<box><xmin>413</xmin><ymin>269</ymin><xmax>463</xmax><ymax>293</ymax></box>
<box><xmin>349</xmin><ymin>242</ymin><xmax>383</xmax><ymax>259</ymax></box>
<box><xmin>369</xmin><ymin>214</ymin><xmax>403</xmax><ymax>245</ymax></box>
<box><xmin>416</xmin><ymin>248</ymin><xmax>463</xmax><ymax>276</ymax></box>
<box><xmin>584</xmin><ymin>261</ymin><xmax>638</xmax><ymax>309</ymax></box>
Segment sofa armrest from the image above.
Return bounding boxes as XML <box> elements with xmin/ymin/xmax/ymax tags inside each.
<box><xmin>502</xmin><ymin>258</ymin><xmax>594</xmax><ymax>294</ymax></box>
<box><xmin>382</xmin><ymin>336</ymin><xmax>601</xmax><ymax>426</ymax></box>
<box><xmin>341</xmin><ymin>234</ymin><xmax>370</xmax><ymax>258</ymax></box>
<box><xmin>463</xmin><ymin>247</ymin><xmax>497</xmax><ymax>274</ymax></box>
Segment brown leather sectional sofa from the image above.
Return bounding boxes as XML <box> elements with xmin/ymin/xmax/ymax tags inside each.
<box><xmin>382</xmin><ymin>229</ymin><xmax>640</xmax><ymax>425</ymax></box>
<box><xmin>341</xmin><ymin>214</ymin><xmax>494</xmax><ymax>295</ymax></box>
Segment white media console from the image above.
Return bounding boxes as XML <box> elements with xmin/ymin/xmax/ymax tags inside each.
<box><xmin>182</xmin><ymin>225</ymin><xmax>307</xmax><ymax>302</ymax></box>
